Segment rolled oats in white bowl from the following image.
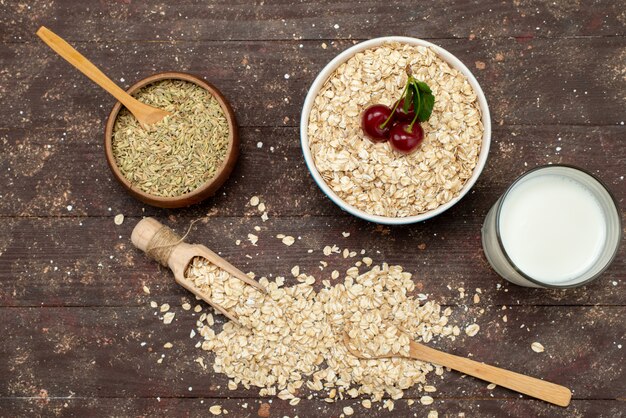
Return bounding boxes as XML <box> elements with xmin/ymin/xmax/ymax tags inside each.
<box><xmin>301</xmin><ymin>37</ymin><xmax>491</xmax><ymax>225</ymax></box>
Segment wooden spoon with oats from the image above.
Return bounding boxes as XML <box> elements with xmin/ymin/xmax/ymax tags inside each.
<box><xmin>36</xmin><ymin>27</ymin><xmax>170</xmax><ymax>129</ymax></box>
<box><xmin>343</xmin><ymin>332</ymin><xmax>571</xmax><ymax>407</ymax></box>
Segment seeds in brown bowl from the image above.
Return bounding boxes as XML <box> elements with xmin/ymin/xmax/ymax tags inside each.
<box><xmin>308</xmin><ymin>42</ymin><xmax>484</xmax><ymax>217</ymax></box>
<box><xmin>112</xmin><ymin>79</ymin><xmax>229</xmax><ymax>197</ymax></box>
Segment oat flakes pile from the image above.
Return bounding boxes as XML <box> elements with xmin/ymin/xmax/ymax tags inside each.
<box><xmin>308</xmin><ymin>42</ymin><xmax>484</xmax><ymax>217</ymax></box>
<box><xmin>186</xmin><ymin>258</ymin><xmax>250</xmax><ymax>310</ymax></box>
<box><xmin>188</xmin><ymin>259</ymin><xmax>468</xmax><ymax>403</ymax></box>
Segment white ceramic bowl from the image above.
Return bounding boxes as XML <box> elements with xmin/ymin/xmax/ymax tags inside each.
<box><xmin>300</xmin><ymin>36</ymin><xmax>491</xmax><ymax>225</ymax></box>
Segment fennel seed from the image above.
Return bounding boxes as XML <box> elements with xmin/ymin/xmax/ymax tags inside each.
<box><xmin>112</xmin><ymin>79</ymin><xmax>229</xmax><ymax>197</ymax></box>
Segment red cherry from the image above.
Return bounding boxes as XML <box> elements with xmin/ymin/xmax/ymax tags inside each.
<box><xmin>393</xmin><ymin>98</ymin><xmax>416</xmax><ymax>121</ymax></box>
<box><xmin>361</xmin><ymin>104</ymin><xmax>393</xmax><ymax>142</ymax></box>
<box><xmin>389</xmin><ymin>121</ymin><xmax>424</xmax><ymax>154</ymax></box>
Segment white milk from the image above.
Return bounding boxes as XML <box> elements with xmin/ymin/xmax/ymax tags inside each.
<box><xmin>498</xmin><ymin>174</ymin><xmax>606</xmax><ymax>284</ymax></box>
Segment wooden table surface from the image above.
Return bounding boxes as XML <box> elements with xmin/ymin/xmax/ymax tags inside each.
<box><xmin>1</xmin><ymin>1</ymin><xmax>624</xmax><ymax>417</ymax></box>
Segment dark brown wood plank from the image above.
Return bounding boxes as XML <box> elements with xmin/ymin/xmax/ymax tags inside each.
<box><xmin>1</xmin><ymin>2</ymin><xmax>625</xmax><ymax>417</ymax></box>
<box><xmin>0</xmin><ymin>216</ymin><xmax>623</xmax><ymax>307</ymax></box>
<box><xmin>2</xmin><ymin>37</ymin><xmax>625</xmax><ymax>129</ymax></box>
<box><xmin>1</xmin><ymin>126</ymin><xmax>624</xmax><ymax>218</ymax></box>
<box><xmin>2</xmin><ymin>0</ymin><xmax>624</xmax><ymax>43</ymax></box>
<box><xmin>0</xmin><ymin>306</ymin><xmax>624</xmax><ymax>401</ymax></box>
<box><xmin>0</xmin><ymin>398</ymin><xmax>624</xmax><ymax>418</ymax></box>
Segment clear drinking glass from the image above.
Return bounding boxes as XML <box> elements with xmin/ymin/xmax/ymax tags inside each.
<box><xmin>481</xmin><ymin>165</ymin><xmax>622</xmax><ymax>288</ymax></box>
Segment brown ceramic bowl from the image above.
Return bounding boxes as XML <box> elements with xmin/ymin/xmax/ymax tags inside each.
<box><xmin>104</xmin><ymin>72</ymin><xmax>238</xmax><ymax>208</ymax></box>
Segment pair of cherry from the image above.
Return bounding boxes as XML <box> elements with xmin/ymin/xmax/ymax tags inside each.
<box><xmin>361</xmin><ymin>99</ymin><xmax>424</xmax><ymax>154</ymax></box>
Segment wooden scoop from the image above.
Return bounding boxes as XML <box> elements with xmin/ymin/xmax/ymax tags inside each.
<box><xmin>131</xmin><ymin>218</ymin><xmax>266</xmax><ymax>324</ymax></box>
<box><xmin>343</xmin><ymin>333</ymin><xmax>572</xmax><ymax>407</ymax></box>
<box><xmin>36</xmin><ymin>26</ymin><xmax>170</xmax><ymax>128</ymax></box>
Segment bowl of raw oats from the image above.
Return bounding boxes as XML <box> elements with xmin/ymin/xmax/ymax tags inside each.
<box><xmin>301</xmin><ymin>37</ymin><xmax>491</xmax><ymax>224</ymax></box>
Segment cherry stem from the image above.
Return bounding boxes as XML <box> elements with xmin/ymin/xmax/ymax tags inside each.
<box><xmin>380</xmin><ymin>82</ymin><xmax>409</xmax><ymax>130</ymax></box>
<box><xmin>408</xmin><ymin>111</ymin><xmax>420</xmax><ymax>131</ymax></box>
<box><xmin>409</xmin><ymin>81</ymin><xmax>421</xmax><ymax>131</ymax></box>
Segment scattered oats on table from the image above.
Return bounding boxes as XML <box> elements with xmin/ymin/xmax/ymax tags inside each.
<box><xmin>531</xmin><ymin>342</ymin><xmax>545</xmax><ymax>353</ymax></box>
<box><xmin>281</xmin><ymin>235</ymin><xmax>295</xmax><ymax>246</ymax></box>
<box><xmin>209</xmin><ymin>405</ymin><xmax>222</xmax><ymax>415</ymax></box>
<box><xmin>248</xmin><ymin>233</ymin><xmax>259</xmax><ymax>245</ymax></box>
<box><xmin>307</xmin><ymin>42</ymin><xmax>483</xmax><ymax>217</ymax></box>
<box><xmin>191</xmin><ymin>262</ymin><xmax>471</xmax><ymax>403</ymax></box>
<box><xmin>163</xmin><ymin>312</ymin><xmax>175</xmax><ymax>324</ymax></box>
<box><xmin>114</xmin><ymin>214</ymin><xmax>124</xmax><ymax>225</ymax></box>
<box><xmin>465</xmin><ymin>323</ymin><xmax>480</xmax><ymax>337</ymax></box>
<box><xmin>152</xmin><ymin>241</ymin><xmax>482</xmax><ymax>407</ymax></box>
<box><xmin>384</xmin><ymin>399</ymin><xmax>395</xmax><ymax>411</ymax></box>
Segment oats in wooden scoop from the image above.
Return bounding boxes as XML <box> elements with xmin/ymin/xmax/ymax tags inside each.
<box><xmin>112</xmin><ymin>79</ymin><xmax>230</xmax><ymax>197</ymax></box>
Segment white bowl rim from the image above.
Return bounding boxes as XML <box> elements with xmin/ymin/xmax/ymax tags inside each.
<box><xmin>300</xmin><ymin>36</ymin><xmax>492</xmax><ymax>225</ymax></box>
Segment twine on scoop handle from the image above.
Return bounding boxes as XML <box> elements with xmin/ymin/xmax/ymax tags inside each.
<box><xmin>144</xmin><ymin>218</ymin><xmax>205</xmax><ymax>267</ymax></box>
<box><xmin>131</xmin><ymin>217</ymin><xmax>266</xmax><ymax>326</ymax></box>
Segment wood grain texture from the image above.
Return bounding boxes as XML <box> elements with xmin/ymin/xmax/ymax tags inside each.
<box><xmin>1</xmin><ymin>306</ymin><xmax>624</xmax><ymax>400</ymax></box>
<box><xmin>0</xmin><ymin>216</ymin><xmax>623</xmax><ymax>307</ymax></box>
<box><xmin>35</xmin><ymin>27</ymin><xmax>172</xmax><ymax>129</ymax></box>
<box><xmin>0</xmin><ymin>126</ymin><xmax>624</xmax><ymax>218</ymax></box>
<box><xmin>2</xmin><ymin>0</ymin><xmax>624</xmax><ymax>42</ymax></box>
<box><xmin>1</xmin><ymin>399</ymin><xmax>624</xmax><ymax>418</ymax></box>
<box><xmin>1</xmin><ymin>0</ymin><xmax>625</xmax><ymax>416</ymax></box>
<box><xmin>405</xmin><ymin>341</ymin><xmax>572</xmax><ymax>406</ymax></box>
<box><xmin>2</xmin><ymin>38</ymin><xmax>626</xmax><ymax>129</ymax></box>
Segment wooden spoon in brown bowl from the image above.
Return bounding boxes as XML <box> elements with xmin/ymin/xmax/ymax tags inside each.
<box><xmin>36</xmin><ymin>26</ymin><xmax>170</xmax><ymax>129</ymax></box>
<box><xmin>37</xmin><ymin>27</ymin><xmax>239</xmax><ymax>208</ymax></box>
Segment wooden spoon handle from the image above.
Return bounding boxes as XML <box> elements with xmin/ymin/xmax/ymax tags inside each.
<box><xmin>36</xmin><ymin>26</ymin><xmax>139</xmax><ymax>112</ymax></box>
<box><xmin>410</xmin><ymin>342</ymin><xmax>571</xmax><ymax>407</ymax></box>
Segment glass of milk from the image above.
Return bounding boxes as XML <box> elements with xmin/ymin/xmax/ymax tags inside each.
<box><xmin>482</xmin><ymin>165</ymin><xmax>621</xmax><ymax>288</ymax></box>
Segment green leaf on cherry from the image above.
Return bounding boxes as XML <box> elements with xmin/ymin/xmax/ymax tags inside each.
<box><xmin>412</xmin><ymin>83</ymin><xmax>421</xmax><ymax>119</ymax></box>
<box><xmin>418</xmin><ymin>89</ymin><xmax>434</xmax><ymax>122</ymax></box>
<box><xmin>416</xmin><ymin>81</ymin><xmax>432</xmax><ymax>95</ymax></box>
<box><xmin>406</xmin><ymin>77</ymin><xmax>435</xmax><ymax>123</ymax></box>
